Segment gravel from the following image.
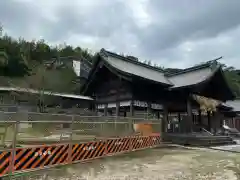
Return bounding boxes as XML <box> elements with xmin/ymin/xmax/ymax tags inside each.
<box><xmin>14</xmin><ymin>147</ymin><xmax>240</xmax><ymax>180</ymax></box>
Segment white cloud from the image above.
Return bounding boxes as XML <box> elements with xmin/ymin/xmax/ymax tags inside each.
<box><xmin>1</xmin><ymin>0</ymin><xmax>240</xmax><ymax>69</ymax></box>
<box><xmin>123</xmin><ymin>0</ymin><xmax>152</xmax><ymax>28</ymax></box>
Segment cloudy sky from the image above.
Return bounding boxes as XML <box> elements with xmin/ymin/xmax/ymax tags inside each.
<box><xmin>1</xmin><ymin>0</ymin><xmax>240</xmax><ymax>69</ymax></box>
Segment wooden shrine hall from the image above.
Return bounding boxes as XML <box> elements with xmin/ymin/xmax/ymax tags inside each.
<box><xmin>80</xmin><ymin>49</ymin><xmax>235</xmax><ymax>139</ymax></box>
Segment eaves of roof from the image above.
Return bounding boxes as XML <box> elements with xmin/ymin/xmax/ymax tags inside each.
<box><xmin>225</xmin><ymin>100</ymin><xmax>240</xmax><ymax>112</ymax></box>
<box><xmin>100</xmin><ymin>49</ymin><xmax>173</xmax><ymax>86</ymax></box>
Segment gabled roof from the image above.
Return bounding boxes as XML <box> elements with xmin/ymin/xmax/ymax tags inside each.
<box><xmin>166</xmin><ymin>58</ymin><xmax>221</xmax><ymax>88</ymax></box>
<box><xmin>225</xmin><ymin>100</ymin><xmax>240</xmax><ymax>112</ymax></box>
<box><xmin>99</xmin><ymin>49</ymin><xmax>172</xmax><ymax>85</ymax></box>
<box><xmin>81</xmin><ymin>49</ymin><xmax>174</xmax><ymax>94</ymax></box>
<box><xmin>98</xmin><ymin>52</ymin><xmax>226</xmax><ymax>89</ymax></box>
<box><xmin>168</xmin><ymin>59</ymin><xmax>235</xmax><ymax>100</ymax></box>
<box><xmin>169</xmin><ymin>65</ymin><xmax>217</xmax><ymax>88</ymax></box>
<box><xmin>81</xmin><ymin>49</ymin><xmax>235</xmax><ymax>100</ymax></box>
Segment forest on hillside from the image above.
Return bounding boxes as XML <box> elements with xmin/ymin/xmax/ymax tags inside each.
<box><xmin>0</xmin><ymin>26</ymin><xmax>94</xmax><ymax>94</ymax></box>
<box><xmin>1</xmin><ymin>26</ymin><xmax>240</xmax><ymax>98</ymax></box>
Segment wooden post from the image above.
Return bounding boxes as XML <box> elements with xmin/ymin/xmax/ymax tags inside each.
<box><xmin>115</xmin><ymin>77</ymin><xmax>121</xmax><ymax>134</ymax></box>
<box><xmin>10</xmin><ymin>118</ymin><xmax>19</xmax><ymax>177</ymax></box>
<box><xmin>104</xmin><ymin>104</ymin><xmax>108</xmax><ymax>116</ymax></box>
<box><xmin>207</xmin><ymin>111</ymin><xmax>211</xmax><ymax>131</ymax></box>
<box><xmin>178</xmin><ymin>113</ymin><xmax>181</xmax><ymax>122</ymax></box>
<box><xmin>116</xmin><ymin>102</ymin><xmax>120</xmax><ymax>116</ymax></box>
<box><xmin>68</xmin><ymin>115</ymin><xmax>74</xmax><ymax>164</ymax></box>
<box><xmin>186</xmin><ymin>97</ymin><xmax>193</xmax><ymax>133</ymax></box>
<box><xmin>161</xmin><ymin>105</ymin><xmax>168</xmax><ymax>133</ymax></box>
<box><xmin>115</xmin><ymin>102</ymin><xmax>120</xmax><ymax>132</ymax></box>
<box><xmin>130</xmin><ymin>100</ymin><xmax>134</xmax><ymax>117</ymax></box>
<box><xmin>233</xmin><ymin>117</ymin><xmax>236</xmax><ymax>129</ymax></box>
<box><xmin>129</xmin><ymin>100</ymin><xmax>134</xmax><ymax>134</ymax></box>
<box><xmin>90</xmin><ymin>101</ymin><xmax>95</xmax><ymax>113</ymax></box>
<box><xmin>147</xmin><ymin>103</ymin><xmax>151</xmax><ymax>120</ymax></box>
<box><xmin>198</xmin><ymin>109</ymin><xmax>202</xmax><ymax>125</ymax></box>
<box><xmin>177</xmin><ymin>112</ymin><xmax>181</xmax><ymax>133</ymax></box>
<box><xmin>220</xmin><ymin>115</ymin><xmax>223</xmax><ymax>128</ymax></box>
<box><xmin>94</xmin><ymin>103</ymin><xmax>98</xmax><ymax>116</ymax></box>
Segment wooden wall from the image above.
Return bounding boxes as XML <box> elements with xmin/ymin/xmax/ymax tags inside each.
<box><xmin>225</xmin><ymin>117</ymin><xmax>240</xmax><ymax>131</ymax></box>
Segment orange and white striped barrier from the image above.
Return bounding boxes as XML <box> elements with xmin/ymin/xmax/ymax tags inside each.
<box><xmin>0</xmin><ymin>134</ymin><xmax>161</xmax><ymax>177</ymax></box>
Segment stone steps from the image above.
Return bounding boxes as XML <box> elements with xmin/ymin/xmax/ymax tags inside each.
<box><xmin>163</xmin><ymin>133</ymin><xmax>236</xmax><ymax>147</ymax></box>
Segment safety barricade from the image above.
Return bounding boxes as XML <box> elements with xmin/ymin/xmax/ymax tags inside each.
<box><xmin>0</xmin><ymin>150</ymin><xmax>11</xmax><ymax>177</ymax></box>
<box><xmin>0</xmin><ymin>135</ymin><xmax>161</xmax><ymax>177</ymax></box>
<box><xmin>105</xmin><ymin>137</ymin><xmax>132</xmax><ymax>155</ymax></box>
<box><xmin>152</xmin><ymin>135</ymin><xmax>161</xmax><ymax>146</ymax></box>
<box><xmin>132</xmin><ymin>137</ymin><xmax>148</xmax><ymax>151</ymax></box>
<box><xmin>14</xmin><ymin>144</ymin><xmax>69</xmax><ymax>172</ymax></box>
<box><xmin>71</xmin><ymin>140</ymin><xmax>106</xmax><ymax>162</ymax></box>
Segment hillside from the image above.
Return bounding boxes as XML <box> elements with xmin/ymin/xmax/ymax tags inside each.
<box><xmin>1</xmin><ymin>29</ymin><xmax>240</xmax><ymax>99</ymax></box>
<box><xmin>0</xmin><ymin>31</ymin><xmax>94</xmax><ymax>94</ymax></box>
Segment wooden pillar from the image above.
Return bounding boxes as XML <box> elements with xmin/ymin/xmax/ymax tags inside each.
<box><xmin>157</xmin><ymin>111</ymin><xmax>160</xmax><ymax>119</ymax></box>
<box><xmin>207</xmin><ymin>111</ymin><xmax>211</xmax><ymax>131</ymax></box>
<box><xmin>178</xmin><ymin>113</ymin><xmax>181</xmax><ymax>122</ymax></box>
<box><xmin>177</xmin><ymin>112</ymin><xmax>181</xmax><ymax>132</ymax></box>
<box><xmin>116</xmin><ymin>102</ymin><xmax>120</xmax><ymax>117</ymax></box>
<box><xmin>90</xmin><ymin>101</ymin><xmax>95</xmax><ymax>112</ymax></box>
<box><xmin>220</xmin><ymin>116</ymin><xmax>223</xmax><ymax>128</ymax></box>
<box><xmin>94</xmin><ymin>95</ymin><xmax>99</xmax><ymax>115</ymax></box>
<box><xmin>116</xmin><ymin>77</ymin><xmax>121</xmax><ymax>117</ymax></box>
<box><xmin>147</xmin><ymin>103</ymin><xmax>151</xmax><ymax>120</ymax></box>
<box><xmin>113</xmin><ymin>102</ymin><xmax>120</xmax><ymax>132</ymax></box>
<box><xmin>130</xmin><ymin>100</ymin><xmax>134</xmax><ymax>117</ymax></box>
<box><xmin>198</xmin><ymin>109</ymin><xmax>202</xmax><ymax>125</ymax></box>
<box><xmin>186</xmin><ymin>97</ymin><xmax>193</xmax><ymax>133</ymax></box>
<box><xmin>233</xmin><ymin>117</ymin><xmax>236</xmax><ymax>128</ymax></box>
<box><xmin>129</xmin><ymin>100</ymin><xmax>134</xmax><ymax>134</ymax></box>
<box><xmin>161</xmin><ymin>104</ymin><xmax>168</xmax><ymax>133</ymax></box>
<box><xmin>94</xmin><ymin>103</ymin><xmax>98</xmax><ymax>116</ymax></box>
<box><xmin>104</xmin><ymin>104</ymin><xmax>108</xmax><ymax>116</ymax></box>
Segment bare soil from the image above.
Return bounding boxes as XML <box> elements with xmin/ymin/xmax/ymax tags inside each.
<box><xmin>7</xmin><ymin>146</ymin><xmax>240</xmax><ymax>180</ymax></box>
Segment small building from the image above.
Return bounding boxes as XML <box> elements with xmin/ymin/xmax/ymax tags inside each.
<box><xmin>0</xmin><ymin>86</ymin><xmax>93</xmax><ymax>114</ymax></box>
<box><xmin>222</xmin><ymin>100</ymin><xmax>240</xmax><ymax>130</ymax></box>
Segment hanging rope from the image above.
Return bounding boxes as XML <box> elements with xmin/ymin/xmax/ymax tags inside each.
<box><xmin>192</xmin><ymin>94</ymin><xmax>222</xmax><ymax>114</ymax></box>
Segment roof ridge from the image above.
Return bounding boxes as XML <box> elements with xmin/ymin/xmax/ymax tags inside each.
<box><xmin>0</xmin><ymin>86</ymin><xmax>93</xmax><ymax>100</ymax></box>
<box><xmin>100</xmin><ymin>48</ymin><xmax>165</xmax><ymax>73</ymax></box>
<box><xmin>166</xmin><ymin>57</ymin><xmax>222</xmax><ymax>77</ymax></box>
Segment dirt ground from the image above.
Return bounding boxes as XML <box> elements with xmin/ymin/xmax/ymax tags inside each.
<box><xmin>8</xmin><ymin>146</ymin><xmax>240</xmax><ymax>180</ymax></box>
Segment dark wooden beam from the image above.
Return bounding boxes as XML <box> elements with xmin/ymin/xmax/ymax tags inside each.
<box><xmin>104</xmin><ymin>104</ymin><xmax>108</xmax><ymax>116</ymax></box>
<box><xmin>207</xmin><ymin>111</ymin><xmax>211</xmax><ymax>131</ymax></box>
<box><xmin>198</xmin><ymin>109</ymin><xmax>202</xmax><ymax>125</ymax></box>
<box><xmin>162</xmin><ymin>104</ymin><xmax>168</xmax><ymax>133</ymax></box>
<box><xmin>130</xmin><ymin>100</ymin><xmax>134</xmax><ymax>117</ymax></box>
<box><xmin>186</xmin><ymin>96</ymin><xmax>193</xmax><ymax>133</ymax></box>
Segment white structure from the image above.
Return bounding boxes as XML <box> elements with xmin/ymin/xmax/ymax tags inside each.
<box><xmin>72</xmin><ymin>59</ymin><xmax>91</xmax><ymax>79</ymax></box>
<box><xmin>73</xmin><ymin>60</ymin><xmax>81</xmax><ymax>76</ymax></box>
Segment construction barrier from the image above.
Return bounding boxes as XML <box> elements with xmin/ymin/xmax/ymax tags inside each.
<box><xmin>0</xmin><ymin>134</ymin><xmax>161</xmax><ymax>177</ymax></box>
<box><xmin>0</xmin><ymin>150</ymin><xmax>11</xmax><ymax>176</ymax></box>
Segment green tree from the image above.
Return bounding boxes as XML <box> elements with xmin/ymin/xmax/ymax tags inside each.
<box><xmin>0</xmin><ymin>26</ymin><xmax>93</xmax><ymax>92</ymax></box>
